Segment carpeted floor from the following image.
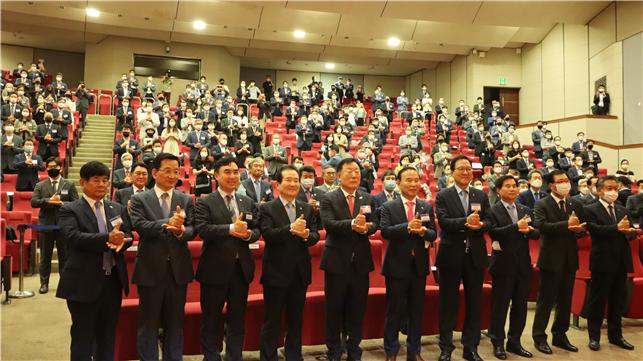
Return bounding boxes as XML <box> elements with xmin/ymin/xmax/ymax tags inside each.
<box><xmin>2</xmin><ymin>273</ymin><xmax>642</xmax><ymax>360</ymax></box>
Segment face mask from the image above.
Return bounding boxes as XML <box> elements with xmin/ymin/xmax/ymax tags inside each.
<box><xmin>519</xmin><ymin>188</ymin><xmax>529</xmax><ymax>193</ymax></box>
<box><xmin>122</xmin><ymin>132</ymin><xmax>130</xmax><ymax>137</ymax></box>
<box><xmin>47</xmin><ymin>168</ymin><xmax>60</xmax><ymax>178</ymax></box>
<box><xmin>537</xmin><ymin>125</ymin><xmax>543</xmax><ymax>129</ymax></box>
<box><xmin>4</xmin><ymin>126</ymin><xmax>14</xmax><ymax>133</ymax></box>
<box><xmin>301</xmin><ymin>178</ymin><xmax>315</xmax><ymax>188</ymax></box>
<box><xmin>122</xmin><ymin>103</ymin><xmax>129</xmax><ymax>107</ymax></box>
<box><xmin>555</xmin><ymin>182</ymin><xmax>571</xmax><ymax>196</ymax></box>
<box><xmin>169</xmin><ymin>122</ymin><xmax>176</xmax><ymax>127</ymax></box>
<box><xmin>381</xmin><ymin>179</ymin><xmax>396</xmax><ymax>191</ymax></box>
<box><xmin>555</xmin><ymin>141</ymin><xmax>561</xmax><ymax>146</ymax></box>
<box><xmin>195</xmin><ymin>125</ymin><xmax>203</xmax><ymax>131</ymax></box>
<box><xmin>602</xmin><ymin>190</ymin><xmax>618</xmax><ymax>204</ymax></box>
<box><xmin>546</xmin><ymin>162</ymin><xmax>554</xmax><ymax>168</ymax></box>
<box><xmin>24</xmin><ymin>145</ymin><xmax>34</xmax><ymax>153</ymax></box>
<box><xmin>357</xmin><ymin>152</ymin><xmax>365</xmax><ymax>159</ymax></box>
<box><xmin>579</xmin><ymin>186</ymin><xmax>589</xmax><ymax>195</ymax></box>
<box><xmin>531</xmin><ymin>179</ymin><xmax>542</xmax><ymax>188</ymax></box>
<box><xmin>578</xmin><ymin>136</ymin><xmax>584</xmax><ymax>141</ymax></box>
<box><xmin>546</xmin><ymin>135</ymin><xmax>552</xmax><ymax>139</ymax></box>
<box><xmin>493</xmin><ymin>167</ymin><xmax>502</xmax><ymax>174</ymax></box>
<box><xmin>200</xmin><ymin>152</ymin><xmax>208</xmax><ymax>158</ymax></box>
<box><xmin>522</xmin><ymin>153</ymin><xmax>529</xmax><ymax>158</ymax></box>
<box><xmin>474</xmin><ymin>185</ymin><xmax>484</xmax><ymax>191</ymax></box>
<box><xmin>576</xmin><ymin>161</ymin><xmax>583</xmax><ymax>166</ymax></box>
<box><xmin>621</xmin><ymin>164</ymin><xmax>629</xmax><ymax>170</ymax></box>
<box><xmin>45</xmin><ymin>117</ymin><xmax>53</xmax><ymax>123</ymax></box>
<box><xmin>272</xmin><ymin>139</ymin><xmax>280</xmax><ymax>145</ymax></box>
<box><xmin>587</xmin><ymin>145</ymin><xmax>593</xmax><ymax>150</ymax></box>
<box><xmin>122</xmin><ymin>160</ymin><xmax>132</xmax><ymax>169</ymax></box>
<box><xmin>220</xmin><ymin>140</ymin><xmax>227</xmax><ymax>146</ymax></box>
<box><xmin>153</xmin><ymin>147</ymin><xmax>162</xmax><ymax>153</ymax></box>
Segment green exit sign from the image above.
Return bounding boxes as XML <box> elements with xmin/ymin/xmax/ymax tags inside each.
<box><xmin>499</xmin><ymin>77</ymin><xmax>507</xmax><ymax>85</ymax></box>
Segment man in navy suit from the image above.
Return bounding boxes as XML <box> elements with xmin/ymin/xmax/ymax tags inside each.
<box><xmin>516</xmin><ymin>170</ymin><xmax>548</xmax><ymax>210</ymax></box>
<box><xmin>195</xmin><ymin>156</ymin><xmax>261</xmax><ymax>361</ymax></box>
<box><xmin>56</xmin><ymin>161</ymin><xmax>133</xmax><ymax>361</ymax></box>
<box><xmin>258</xmin><ymin>165</ymin><xmax>320</xmax><ymax>361</ymax></box>
<box><xmin>14</xmin><ymin>139</ymin><xmax>44</xmax><ymax>191</ymax></box>
<box><xmin>297</xmin><ymin>165</ymin><xmax>326</xmax><ymax>229</ymax></box>
<box><xmin>319</xmin><ymin>158</ymin><xmax>378</xmax><ymax>361</ymax></box>
<box><xmin>241</xmin><ymin>157</ymin><xmax>274</xmax><ymax>204</ymax></box>
<box><xmin>488</xmin><ymin>175</ymin><xmax>540</xmax><ymax>359</ymax></box>
<box><xmin>584</xmin><ymin>175</ymin><xmax>636</xmax><ymax>352</ymax></box>
<box><xmin>130</xmin><ymin>153</ymin><xmax>196</xmax><ymax>361</ymax></box>
<box><xmin>373</xmin><ymin>170</ymin><xmax>399</xmax><ymax>212</ymax></box>
<box><xmin>113</xmin><ymin>162</ymin><xmax>149</xmax><ymax>208</ymax></box>
<box><xmin>434</xmin><ymin>155</ymin><xmax>492</xmax><ymax>361</ymax></box>
<box><xmin>380</xmin><ymin>166</ymin><xmax>437</xmax><ymax>361</ymax></box>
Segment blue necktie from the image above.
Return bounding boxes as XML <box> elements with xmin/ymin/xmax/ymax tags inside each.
<box><xmin>507</xmin><ymin>204</ymin><xmax>518</xmax><ymax>223</ymax></box>
<box><xmin>95</xmin><ymin>201</ymin><xmax>114</xmax><ymax>275</ymax></box>
<box><xmin>459</xmin><ymin>189</ymin><xmax>469</xmax><ymax>214</ymax></box>
<box><xmin>286</xmin><ymin>203</ymin><xmax>296</xmax><ymax>223</ymax></box>
<box><xmin>254</xmin><ymin>180</ymin><xmax>261</xmax><ymax>202</ymax></box>
<box><xmin>160</xmin><ymin>193</ymin><xmax>170</xmax><ymax>219</ymax></box>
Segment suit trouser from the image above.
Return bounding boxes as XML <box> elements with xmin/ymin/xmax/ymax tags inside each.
<box><xmin>488</xmin><ymin>269</ymin><xmax>531</xmax><ymax>347</ymax></box>
<box><xmin>67</xmin><ymin>272</ymin><xmax>121</xmax><ymax>361</ymax></box>
<box><xmin>587</xmin><ymin>269</ymin><xmax>627</xmax><ymax>341</ymax></box>
<box><xmin>259</xmin><ymin>277</ymin><xmax>307</xmax><ymax>361</ymax></box>
<box><xmin>532</xmin><ymin>269</ymin><xmax>574</xmax><ymax>343</ymax></box>
<box><xmin>438</xmin><ymin>257</ymin><xmax>484</xmax><ymax>353</ymax></box>
<box><xmin>39</xmin><ymin>230</ymin><xmax>67</xmax><ymax>285</ymax></box>
<box><xmin>325</xmin><ymin>269</ymin><xmax>369</xmax><ymax>361</ymax></box>
<box><xmin>200</xmin><ymin>260</ymin><xmax>249</xmax><ymax>361</ymax></box>
<box><xmin>383</xmin><ymin>270</ymin><xmax>426</xmax><ymax>357</ymax></box>
<box><xmin>137</xmin><ymin>266</ymin><xmax>187</xmax><ymax>361</ymax></box>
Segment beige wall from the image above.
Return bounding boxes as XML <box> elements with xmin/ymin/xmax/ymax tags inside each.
<box><xmin>520</xmin><ymin>43</ymin><xmax>543</xmax><ymax>122</ymax></box>
<box><xmin>275</xmin><ymin>70</ymin><xmax>320</xmax><ymax>89</ymax></box>
<box><xmin>436</xmin><ymin>62</ymin><xmax>451</xmax><ymax>105</ymax></box>
<box><xmin>1</xmin><ymin>44</ymin><xmax>34</xmax><ymax>70</ymax></box>
<box><xmin>465</xmin><ymin>48</ymin><xmax>522</xmax><ymax>106</ymax></box>
<box><xmin>541</xmin><ymin>24</ymin><xmax>566</xmax><ymax>120</ymax></box>
<box><xmin>363</xmin><ymin>75</ymin><xmax>406</xmax><ymax>97</ymax></box>
<box><xmin>450</xmin><ymin>55</ymin><xmax>467</xmax><ymax>104</ymax></box>
<box><xmin>589</xmin><ymin>41</ymin><xmax>623</xmax><ymax>124</ymax></box>
<box><xmin>84</xmin><ymin>36</ymin><xmax>239</xmax><ymax>97</ymax></box>
<box><xmin>616</xmin><ymin>2</ymin><xmax>643</xmax><ymax>41</ymax></box>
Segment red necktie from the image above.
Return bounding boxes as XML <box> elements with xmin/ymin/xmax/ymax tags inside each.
<box><xmin>347</xmin><ymin>194</ymin><xmax>355</xmax><ymax>215</ymax></box>
<box><xmin>406</xmin><ymin>201</ymin><xmax>415</xmax><ymax>222</ymax></box>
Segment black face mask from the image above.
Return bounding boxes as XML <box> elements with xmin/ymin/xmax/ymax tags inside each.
<box><xmin>587</xmin><ymin>145</ymin><xmax>594</xmax><ymax>150</ymax></box>
<box><xmin>47</xmin><ymin>168</ymin><xmax>60</xmax><ymax>178</ymax></box>
<box><xmin>122</xmin><ymin>132</ymin><xmax>130</xmax><ymax>137</ymax></box>
<box><xmin>45</xmin><ymin>118</ymin><xmax>53</xmax><ymax>123</ymax></box>
<box><xmin>537</xmin><ymin>125</ymin><xmax>543</xmax><ymax>129</ymax></box>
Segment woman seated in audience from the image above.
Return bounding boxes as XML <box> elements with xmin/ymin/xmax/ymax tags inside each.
<box><xmin>506</xmin><ymin>140</ymin><xmax>522</xmax><ymax>169</ymax></box>
<box><xmin>161</xmin><ymin>119</ymin><xmax>182</xmax><ymax>157</ymax></box>
<box><xmin>330</xmin><ymin>125</ymin><xmax>348</xmax><ymax>151</ymax></box>
<box><xmin>15</xmin><ymin>108</ymin><xmax>37</xmax><ymax>141</ymax></box>
<box><xmin>234</xmin><ymin>129</ymin><xmax>253</xmax><ymax>168</ymax></box>
<box><xmin>193</xmin><ymin>147</ymin><xmax>215</xmax><ymax>197</ymax></box>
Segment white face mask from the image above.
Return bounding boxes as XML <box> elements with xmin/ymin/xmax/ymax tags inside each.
<box><xmin>474</xmin><ymin>185</ymin><xmax>484</xmax><ymax>191</ymax></box>
<box><xmin>153</xmin><ymin>147</ymin><xmax>162</xmax><ymax>154</ymax></box>
<box><xmin>602</xmin><ymin>190</ymin><xmax>618</xmax><ymax>204</ymax></box>
<box><xmin>493</xmin><ymin>167</ymin><xmax>502</xmax><ymax>174</ymax></box>
<box><xmin>301</xmin><ymin>178</ymin><xmax>314</xmax><ymax>189</ymax></box>
<box><xmin>272</xmin><ymin>139</ymin><xmax>280</xmax><ymax>145</ymax></box>
<box><xmin>531</xmin><ymin>179</ymin><xmax>542</xmax><ymax>188</ymax></box>
<box><xmin>200</xmin><ymin>152</ymin><xmax>208</xmax><ymax>158</ymax></box>
<box><xmin>579</xmin><ymin>186</ymin><xmax>590</xmax><ymax>195</ymax></box>
<box><xmin>122</xmin><ymin>160</ymin><xmax>132</xmax><ymax>169</ymax></box>
<box><xmin>555</xmin><ymin>182</ymin><xmax>571</xmax><ymax>197</ymax></box>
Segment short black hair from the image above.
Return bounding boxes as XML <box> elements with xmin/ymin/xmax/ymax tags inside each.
<box><xmin>336</xmin><ymin>157</ymin><xmax>359</xmax><ymax>173</ymax></box>
<box><xmin>214</xmin><ymin>155</ymin><xmax>238</xmax><ymax>172</ymax></box>
<box><xmin>45</xmin><ymin>157</ymin><xmax>62</xmax><ymax>167</ymax></box>
<box><xmin>527</xmin><ymin>169</ymin><xmax>542</xmax><ymax>180</ymax></box>
<box><xmin>596</xmin><ymin>175</ymin><xmax>618</xmax><ymax>190</ymax></box>
<box><xmin>153</xmin><ymin>153</ymin><xmax>180</xmax><ymax>170</ymax></box>
<box><xmin>292</xmin><ymin>156</ymin><xmax>303</xmax><ymax>163</ymax></box>
<box><xmin>495</xmin><ymin>174</ymin><xmax>517</xmax><ymax>190</ymax></box>
<box><xmin>132</xmin><ymin>162</ymin><xmax>148</xmax><ymax>173</ymax></box>
<box><xmin>79</xmin><ymin>161</ymin><xmax>110</xmax><ymax>180</ymax></box>
<box><xmin>382</xmin><ymin>170</ymin><xmax>395</xmax><ymax>179</ymax></box>
<box><xmin>396</xmin><ymin>166</ymin><xmax>419</xmax><ymax>181</ymax></box>
<box><xmin>450</xmin><ymin>155</ymin><xmax>472</xmax><ymax>171</ymax></box>
<box><xmin>546</xmin><ymin>169</ymin><xmax>568</xmax><ymax>184</ymax></box>
<box><xmin>617</xmin><ymin>176</ymin><xmax>632</xmax><ymax>187</ymax></box>
<box><xmin>299</xmin><ymin>165</ymin><xmax>316</xmax><ymax>178</ymax></box>
<box><xmin>276</xmin><ymin>165</ymin><xmax>299</xmax><ymax>183</ymax></box>
<box><xmin>637</xmin><ymin>179</ymin><xmax>643</xmax><ymax>187</ymax></box>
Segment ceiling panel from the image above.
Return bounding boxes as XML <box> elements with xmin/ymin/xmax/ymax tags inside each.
<box><xmin>474</xmin><ymin>1</ymin><xmax>611</xmax><ymax>27</ymax></box>
<box><xmin>1</xmin><ymin>2</ymin><xmax>86</xmax><ymax>22</ymax></box>
<box><xmin>87</xmin><ymin>1</ymin><xmax>178</xmax><ymax>20</ymax></box>
<box><xmin>173</xmin><ymin>20</ymin><xmax>253</xmax><ymax>38</ymax></box>
<box><xmin>1</xmin><ymin>10</ymin><xmax>85</xmax><ymax>32</ymax></box>
<box><xmin>259</xmin><ymin>6</ymin><xmax>340</xmax><ymax>35</ymax></box>
<box><xmin>171</xmin><ymin>32</ymin><xmax>242</xmax><ymax>47</ymax></box>
<box><xmin>176</xmin><ymin>1</ymin><xmax>262</xmax><ymax>28</ymax></box>
<box><xmin>395</xmin><ymin>50</ymin><xmax>454</xmax><ymax>62</ymax></box>
<box><xmin>402</xmin><ymin>41</ymin><xmax>471</xmax><ymax>55</ymax></box>
<box><xmin>89</xmin><ymin>11</ymin><xmax>174</xmax><ymax>32</ymax></box>
<box><xmin>509</xmin><ymin>26</ymin><xmax>554</xmax><ymax>43</ymax></box>
<box><xmin>382</xmin><ymin>1</ymin><xmax>481</xmax><ymax>23</ymax></box>
<box><xmin>285</xmin><ymin>1</ymin><xmax>387</xmax><ymax>17</ymax></box>
<box><xmin>85</xmin><ymin>23</ymin><xmax>171</xmax><ymax>42</ymax></box>
<box><xmin>1</xmin><ymin>30</ymin><xmax>85</xmax><ymax>52</ymax></box>
<box><xmin>413</xmin><ymin>21</ymin><xmax>519</xmax><ymax>48</ymax></box>
<box><xmin>225</xmin><ymin>46</ymin><xmax>247</xmax><ymax>57</ymax></box>
<box><xmin>248</xmin><ymin>39</ymin><xmax>325</xmax><ymax>53</ymax></box>
<box><xmin>253</xmin><ymin>28</ymin><xmax>330</xmax><ymax>45</ymax></box>
<box><xmin>337</xmin><ymin>14</ymin><xmax>417</xmax><ymax>40</ymax></box>
<box><xmin>244</xmin><ymin>48</ymin><xmax>319</xmax><ymax>62</ymax></box>
<box><xmin>323</xmin><ymin>46</ymin><xmax>397</xmax><ymax>59</ymax></box>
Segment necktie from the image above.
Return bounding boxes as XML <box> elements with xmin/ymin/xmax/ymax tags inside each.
<box><xmin>534</xmin><ymin>192</ymin><xmax>539</xmax><ymax>201</ymax></box>
<box><xmin>95</xmin><ymin>201</ymin><xmax>114</xmax><ymax>274</ymax></box>
<box><xmin>52</xmin><ymin>180</ymin><xmax>58</xmax><ymax>193</ymax></box>
<box><xmin>608</xmin><ymin>204</ymin><xmax>617</xmax><ymax>224</ymax></box>
<box><xmin>460</xmin><ymin>189</ymin><xmax>469</xmax><ymax>214</ymax></box>
<box><xmin>286</xmin><ymin>202</ymin><xmax>296</xmax><ymax>223</ymax></box>
<box><xmin>160</xmin><ymin>193</ymin><xmax>170</xmax><ymax>218</ymax></box>
<box><xmin>254</xmin><ymin>180</ymin><xmax>261</xmax><ymax>202</ymax></box>
<box><xmin>225</xmin><ymin>194</ymin><xmax>236</xmax><ymax>221</ymax></box>
<box><xmin>559</xmin><ymin>200</ymin><xmax>567</xmax><ymax>219</ymax></box>
<box><xmin>305</xmin><ymin>190</ymin><xmax>312</xmax><ymax>201</ymax></box>
<box><xmin>387</xmin><ymin>193</ymin><xmax>393</xmax><ymax>202</ymax></box>
<box><xmin>405</xmin><ymin>201</ymin><xmax>415</xmax><ymax>222</ymax></box>
<box><xmin>507</xmin><ymin>204</ymin><xmax>518</xmax><ymax>223</ymax></box>
<box><xmin>346</xmin><ymin>194</ymin><xmax>355</xmax><ymax>215</ymax></box>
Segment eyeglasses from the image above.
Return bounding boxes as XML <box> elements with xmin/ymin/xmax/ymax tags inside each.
<box><xmin>455</xmin><ymin>167</ymin><xmax>472</xmax><ymax>172</ymax></box>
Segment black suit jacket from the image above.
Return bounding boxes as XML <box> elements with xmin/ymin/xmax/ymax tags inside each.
<box><xmin>380</xmin><ymin>198</ymin><xmax>437</xmax><ymax>278</ymax></box>
<box><xmin>241</xmin><ymin>178</ymin><xmax>274</xmax><ymax>203</ymax></box>
<box><xmin>114</xmin><ymin>186</ymin><xmax>147</xmax><ymax>207</ymax></box>
<box><xmin>373</xmin><ymin>190</ymin><xmax>399</xmax><ymax>212</ymax></box>
<box><xmin>585</xmin><ymin>201</ymin><xmax>634</xmax><ymax>273</ymax></box>
<box><xmin>1</xmin><ymin>103</ymin><xmax>22</xmax><ymax>121</ymax></box>
<box><xmin>130</xmin><ymin>189</ymin><xmax>196</xmax><ymax>286</ymax></box>
<box><xmin>516</xmin><ymin>189</ymin><xmax>548</xmax><ymax>210</ymax></box>
<box><xmin>31</xmin><ymin>178</ymin><xmax>79</xmax><ymax>225</ymax></box>
<box><xmin>56</xmin><ymin>198</ymin><xmax>133</xmax><ymax>302</ymax></box>
<box><xmin>14</xmin><ymin>153</ymin><xmax>44</xmax><ymax>190</ymax></box>
<box><xmin>516</xmin><ymin>158</ymin><xmax>535</xmax><ymax>179</ymax></box>
<box><xmin>434</xmin><ymin>186</ymin><xmax>492</xmax><ymax>270</ymax></box>
<box><xmin>533</xmin><ymin>195</ymin><xmax>585</xmax><ymax>272</ymax></box>
<box><xmin>488</xmin><ymin>201</ymin><xmax>540</xmax><ymax>276</ymax></box>
<box><xmin>35</xmin><ymin>123</ymin><xmax>62</xmax><ymax>157</ymax></box>
<box><xmin>319</xmin><ymin>189</ymin><xmax>378</xmax><ymax>274</ymax></box>
<box><xmin>195</xmin><ymin>191</ymin><xmax>261</xmax><ymax>285</ymax></box>
<box><xmin>259</xmin><ymin>198</ymin><xmax>320</xmax><ymax>287</ymax></box>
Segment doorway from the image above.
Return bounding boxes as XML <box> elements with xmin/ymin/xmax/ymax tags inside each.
<box><xmin>483</xmin><ymin>86</ymin><xmax>520</xmax><ymax>124</ymax></box>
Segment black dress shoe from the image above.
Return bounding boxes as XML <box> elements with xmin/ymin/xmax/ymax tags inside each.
<box><xmin>492</xmin><ymin>344</ymin><xmax>506</xmax><ymax>360</ymax></box>
<box><xmin>609</xmin><ymin>338</ymin><xmax>634</xmax><ymax>350</ymax></box>
<box><xmin>589</xmin><ymin>339</ymin><xmax>600</xmax><ymax>351</ymax></box>
<box><xmin>506</xmin><ymin>343</ymin><xmax>533</xmax><ymax>358</ymax></box>
<box><xmin>463</xmin><ymin>350</ymin><xmax>484</xmax><ymax>361</ymax></box>
<box><xmin>38</xmin><ymin>284</ymin><xmax>48</xmax><ymax>294</ymax></box>
<box><xmin>534</xmin><ymin>341</ymin><xmax>552</xmax><ymax>354</ymax></box>
<box><xmin>552</xmin><ymin>335</ymin><xmax>578</xmax><ymax>352</ymax></box>
<box><xmin>437</xmin><ymin>351</ymin><xmax>451</xmax><ymax>361</ymax></box>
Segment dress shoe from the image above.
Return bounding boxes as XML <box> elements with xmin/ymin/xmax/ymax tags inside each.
<box><xmin>437</xmin><ymin>351</ymin><xmax>451</xmax><ymax>361</ymax></box>
<box><xmin>506</xmin><ymin>343</ymin><xmax>533</xmax><ymax>358</ymax></box>
<box><xmin>609</xmin><ymin>338</ymin><xmax>634</xmax><ymax>350</ymax></box>
<box><xmin>492</xmin><ymin>344</ymin><xmax>506</xmax><ymax>360</ymax></box>
<box><xmin>534</xmin><ymin>341</ymin><xmax>552</xmax><ymax>354</ymax></box>
<box><xmin>406</xmin><ymin>354</ymin><xmax>425</xmax><ymax>361</ymax></box>
<box><xmin>588</xmin><ymin>339</ymin><xmax>600</xmax><ymax>351</ymax></box>
<box><xmin>39</xmin><ymin>284</ymin><xmax>48</xmax><ymax>294</ymax></box>
<box><xmin>386</xmin><ymin>355</ymin><xmax>397</xmax><ymax>361</ymax></box>
<box><xmin>552</xmin><ymin>335</ymin><xmax>578</xmax><ymax>352</ymax></box>
<box><xmin>463</xmin><ymin>350</ymin><xmax>484</xmax><ymax>361</ymax></box>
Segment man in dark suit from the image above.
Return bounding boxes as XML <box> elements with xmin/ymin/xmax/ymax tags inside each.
<box><xmin>297</xmin><ymin>165</ymin><xmax>326</xmax><ymax>229</ymax></box>
<box><xmin>130</xmin><ymin>153</ymin><xmax>196</xmax><ymax>361</ymax></box>
<box><xmin>373</xmin><ymin>170</ymin><xmax>399</xmax><ymax>212</ymax></box>
<box><xmin>319</xmin><ymin>158</ymin><xmax>378</xmax><ymax>361</ymax></box>
<box><xmin>13</xmin><ymin>139</ymin><xmax>44</xmax><ymax>191</ymax></box>
<box><xmin>52</xmin><ymin>98</ymin><xmax>72</xmax><ymax>140</ymax></box>
<box><xmin>580</xmin><ymin>141</ymin><xmax>601</xmax><ymax>172</ymax></box>
<box><xmin>259</xmin><ymin>165</ymin><xmax>320</xmax><ymax>361</ymax></box>
<box><xmin>567</xmin><ymin>156</ymin><xmax>585</xmax><ymax>193</ymax></box>
<box><xmin>31</xmin><ymin>157</ymin><xmax>78</xmax><ymax>293</ymax></box>
<box><xmin>532</xmin><ymin>170</ymin><xmax>586</xmax><ymax>355</ymax></box>
<box><xmin>1</xmin><ymin>122</ymin><xmax>23</xmax><ymax>175</ymax></box>
<box><xmin>515</xmin><ymin>148</ymin><xmax>535</xmax><ymax>180</ymax></box>
<box><xmin>488</xmin><ymin>175</ymin><xmax>540</xmax><ymax>359</ymax></box>
<box><xmin>316</xmin><ymin>164</ymin><xmax>338</xmax><ymax>193</ymax></box>
<box><xmin>571</xmin><ymin>178</ymin><xmax>597</xmax><ymax>205</ymax></box>
<box><xmin>185</xmin><ymin>119</ymin><xmax>211</xmax><ymax>167</ymax></box>
<box><xmin>625</xmin><ymin>180</ymin><xmax>643</xmax><ymax>225</ymax></box>
<box><xmin>571</xmin><ymin>132</ymin><xmax>586</xmax><ymax>155</ymax></box>
<box><xmin>56</xmin><ymin>161</ymin><xmax>133</xmax><ymax>361</ymax></box>
<box><xmin>115</xmin><ymin>97</ymin><xmax>135</xmax><ymax>131</ymax></box>
<box><xmin>35</xmin><ymin>112</ymin><xmax>62</xmax><ymax>161</ymax></box>
<box><xmin>195</xmin><ymin>156</ymin><xmax>261</xmax><ymax>361</ymax></box>
<box><xmin>557</xmin><ymin>149</ymin><xmax>574</xmax><ymax>172</ymax></box>
<box><xmin>112</xmin><ymin>125</ymin><xmax>140</xmax><ymax>170</ymax></box>
<box><xmin>380</xmin><ymin>166</ymin><xmax>437</xmax><ymax>361</ymax></box>
<box><xmin>434</xmin><ymin>155</ymin><xmax>492</xmax><ymax>361</ymax></box>
<box><xmin>585</xmin><ymin>175</ymin><xmax>636</xmax><ymax>351</ymax></box>
<box><xmin>241</xmin><ymin>157</ymin><xmax>274</xmax><ymax>204</ymax></box>
<box><xmin>112</xmin><ymin>152</ymin><xmax>135</xmax><ymax>190</ymax></box>
<box><xmin>1</xmin><ymin>93</ymin><xmax>22</xmax><ymax>121</ymax></box>
<box><xmin>263</xmin><ymin>134</ymin><xmax>288</xmax><ymax>180</ymax></box>
<box><xmin>516</xmin><ymin>170</ymin><xmax>547</xmax><ymax>210</ymax></box>
<box><xmin>616</xmin><ymin>176</ymin><xmax>633</xmax><ymax>207</ymax></box>
<box><xmin>113</xmin><ymin>162</ymin><xmax>149</xmax><ymax>208</ymax></box>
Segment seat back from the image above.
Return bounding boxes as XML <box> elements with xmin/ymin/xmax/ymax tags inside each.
<box><xmin>248</xmin><ymin>241</ymin><xmax>265</xmax><ymax>295</ymax></box>
<box><xmin>308</xmin><ymin>241</ymin><xmax>325</xmax><ymax>292</ymax></box>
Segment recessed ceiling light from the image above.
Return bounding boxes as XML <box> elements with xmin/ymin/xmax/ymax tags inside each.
<box><xmin>325</xmin><ymin>63</ymin><xmax>336</xmax><ymax>70</ymax></box>
<box><xmin>294</xmin><ymin>30</ymin><xmax>306</xmax><ymax>39</ymax></box>
<box><xmin>193</xmin><ymin>20</ymin><xmax>206</xmax><ymax>30</ymax></box>
<box><xmin>387</xmin><ymin>37</ymin><xmax>401</xmax><ymax>47</ymax></box>
<box><xmin>86</xmin><ymin>8</ymin><xmax>100</xmax><ymax>17</ymax></box>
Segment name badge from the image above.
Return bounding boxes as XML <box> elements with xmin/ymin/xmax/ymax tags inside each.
<box><xmin>471</xmin><ymin>203</ymin><xmax>481</xmax><ymax>212</ymax></box>
<box><xmin>52</xmin><ymin>129</ymin><xmax>58</xmax><ymax>133</ymax></box>
<box><xmin>63</xmin><ymin>114</ymin><xmax>68</xmax><ymax>118</ymax></box>
<box><xmin>61</xmin><ymin>189</ymin><xmax>69</xmax><ymax>195</ymax></box>
<box><xmin>265</xmin><ymin>189</ymin><xmax>271</xmax><ymax>194</ymax></box>
<box><xmin>200</xmin><ymin>136</ymin><xmax>205</xmax><ymax>140</ymax></box>
<box><xmin>360</xmin><ymin>205</ymin><xmax>372</xmax><ymax>214</ymax></box>
<box><xmin>245</xmin><ymin>213</ymin><xmax>253</xmax><ymax>221</ymax></box>
<box><xmin>421</xmin><ymin>213</ymin><xmax>431</xmax><ymax>222</ymax></box>
<box><xmin>249</xmin><ymin>243</ymin><xmax>259</xmax><ymax>249</ymax></box>
<box><xmin>110</xmin><ymin>216</ymin><xmax>123</xmax><ymax>227</ymax></box>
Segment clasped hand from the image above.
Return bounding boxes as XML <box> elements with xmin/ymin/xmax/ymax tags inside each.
<box><xmin>465</xmin><ymin>210</ymin><xmax>483</xmax><ymax>230</ymax></box>
<box><xmin>290</xmin><ymin>214</ymin><xmax>310</xmax><ymax>239</ymax></box>
<box><xmin>407</xmin><ymin>212</ymin><xmax>427</xmax><ymax>236</ymax></box>
<box><xmin>230</xmin><ymin>213</ymin><xmax>251</xmax><ymax>239</ymax></box>
<box><xmin>567</xmin><ymin>211</ymin><xmax>586</xmax><ymax>233</ymax></box>
<box><xmin>351</xmin><ymin>208</ymin><xmax>372</xmax><ymax>234</ymax></box>
<box><xmin>162</xmin><ymin>205</ymin><xmax>186</xmax><ymax>235</ymax></box>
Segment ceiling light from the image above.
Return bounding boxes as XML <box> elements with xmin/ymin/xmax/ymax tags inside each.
<box><xmin>193</xmin><ymin>20</ymin><xmax>206</xmax><ymax>30</ymax></box>
<box><xmin>293</xmin><ymin>30</ymin><xmax>306</xmax><ymax>39</ymax></box>
<box><xmin>387</xmin><ymin>37</ymin><xmax>401</xmax><ymax>47</ymax></box>
<box><xmin>85</xmin><ymin>8</ymin><xmax>100</xmax><ymax>17</ymax></box>
<box><xmin>325</xmin><ymin>63</ymin><xmax>336</xmax><ymax>70</ymax></box>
